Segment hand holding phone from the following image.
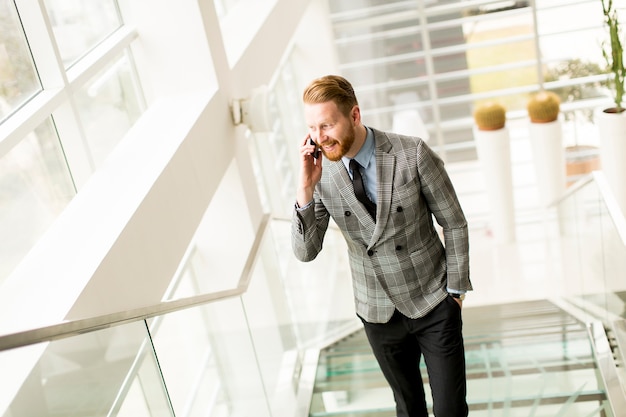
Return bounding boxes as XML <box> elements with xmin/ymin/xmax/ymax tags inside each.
<box><xmin>309</xmin><ymin>137</ymin><xmax>320</xmax><ymax>159</ymax></box>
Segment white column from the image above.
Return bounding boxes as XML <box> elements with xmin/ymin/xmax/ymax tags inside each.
<box><xmin>597</xmin><ymin>109</ymin><xmax>626</xmax><ymax>216</ymax></box>
<box><xmin>528</xmin><ymin>120</ymin><xmax>566</xmax><ymax>206</ymax></box>
<box><xmin>474</xmin><ymin>126</ymin><xmax>516</xmax><ymax>243</ymax></box>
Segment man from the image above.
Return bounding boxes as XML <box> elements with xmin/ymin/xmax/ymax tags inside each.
<box><xmin>291</xmin><ymin>75</ymin><xmax>472</xmax><ymax>417</ymax></box>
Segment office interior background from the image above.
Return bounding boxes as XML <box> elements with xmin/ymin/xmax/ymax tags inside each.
<box><xmin>1</xmin><ymin>0</ymin><xmax>625</xmax><ymax>415</ymax></box>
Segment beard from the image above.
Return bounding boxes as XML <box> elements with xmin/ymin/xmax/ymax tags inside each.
<box><xmin>321</xmin><ymin>130</ymin><xmax>355</xmax><ymax>162</ymax></box>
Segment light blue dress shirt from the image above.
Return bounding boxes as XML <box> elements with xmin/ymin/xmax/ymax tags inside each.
<box><xmin>343</xmin><ymin>127</ymin><xmax>377</xmax><ymax>204</ymax></box>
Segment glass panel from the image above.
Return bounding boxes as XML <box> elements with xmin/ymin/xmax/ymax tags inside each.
<box><xmin>558</xmin><ymin>177</ymin><xmax>626</xmax><ymax>325</ymax></box>
<box><xmin>0</xmin><ymin>119</ymin><xmax>75</xmax><ymax>286</ymax></box>
<box><xmin>150</xmin><ymin>297</ymin><xmax>271</xmax><ymax>417</ymax></box>
<box><xmin>74</xmin><ymin>52</ymin><xmax>142</xmax><ymax>169</ymax></box>
<box><xmin>0</xmin><ymin>320</ymin><xmax>173</xmax><ymax>417</ymax></box>
<box><xmin>0</xmin><ymin>0</ymin><xmax>41</xmax><ymax>122</ymax></box>
<box><xmin>44</xmin><ymin>0</ymin><xmax>121</xmax><ymax>67</ymax></box>
<box><xmin>241</xmin><ymin>236</ymin><xmax>300</xmax><ymax>416</ymax></box>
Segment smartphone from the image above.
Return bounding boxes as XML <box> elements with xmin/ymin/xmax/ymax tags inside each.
<box><xmin>309</xmin><ymin>137</ymin><xmax>320</xmax><ymax>159</ymax></box>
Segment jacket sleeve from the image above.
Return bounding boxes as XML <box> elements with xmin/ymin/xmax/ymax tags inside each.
<box><xmin>291</xmin><ymin>197</ymin><xmax>331</xmax><ymax>262</ymax></box>
<box><xmin>416</xmin><ymin>140</ymin><xmax>472</xmax><ymax>293</ymax></box>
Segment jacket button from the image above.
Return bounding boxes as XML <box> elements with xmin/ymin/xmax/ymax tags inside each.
<box><xmin>397</xmin><ymin>206</ymin><xmax>403</xmax><ymax>212</ymax></box>
<box><xmin>396</xmin><ymin>245</ymin><xmax>402</xmax><ymax>251</ymax></box>
<box><xmin>367</xmin><ymin>249</ymin><xmax>374</xmax><ymax>256</ymax></box>
<box><xmin>345</xmin><ymin>211</ymin><xmax>351</xmax><ymax>216</ymax></box>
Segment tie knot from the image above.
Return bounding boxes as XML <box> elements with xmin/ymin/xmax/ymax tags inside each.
<box><xmin>349</xmin><ymin>159</ymin><xmax>360</xmax><ymax>171</ymax></box>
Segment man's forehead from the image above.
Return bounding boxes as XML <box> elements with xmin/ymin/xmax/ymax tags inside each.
<box><xmin>305</xmin><ymin>101</ymin><xmax>340</xmax><ymax>121</ymax></box>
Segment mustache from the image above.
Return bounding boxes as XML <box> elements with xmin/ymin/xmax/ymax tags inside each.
<box><xmin>321</xmin><ymin>139</ymin><xmax>339</xmax><ymax>148</ymax></box>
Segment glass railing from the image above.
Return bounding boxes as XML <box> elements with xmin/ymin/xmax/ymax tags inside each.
<box><xmin>552</xmin><ymin>171</ymin><xmax>626</xmax><ymax>416</ymax></box>
<box><xmin>0</xmin><ymin>214</ymin><xmax>316</xmax><ymax>417</ymax></box>
<box><xmin>0</xmin><ymin>320</ymin><xmax>173</xmax><ymax>416</ymax></box>
<box><xmin>2</xmin><ymin>171</ymin><xmax>626</xmax><ymax>417</ymax></box>
<box><xmin>554</xmin><ymin>171</ymin><xmax>626</xmax><ymax>325</ymax></box>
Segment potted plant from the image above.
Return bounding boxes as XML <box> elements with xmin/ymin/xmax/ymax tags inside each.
<box><xmin>601</xmin><ymin>0</ymin><xmax>625</xmax><ymax>113</ymax></box>
<box><xmin>526</xmin><ymin>91</ymin><xmax>566</xmax><ymax>206</ymax></box>
<box><xmin>474</xmin><ymin>101</ymin><xmax>506</xmax><ymax>131</ymax></box>
<box><xmin>473</xmin><ymin>101</ymin><xmax>515</xmax><ymax>243</ymax></box>
<box><xmin>598</xmin><ymin>0</ymin><xmax>626</xmax><ymax>214</ymax></box>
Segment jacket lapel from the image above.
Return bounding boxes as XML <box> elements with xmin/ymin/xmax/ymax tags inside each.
<box><xmin>370</xmin><ymin>131</ymin><xmax>394</xmax><ymax>247</ymax></box>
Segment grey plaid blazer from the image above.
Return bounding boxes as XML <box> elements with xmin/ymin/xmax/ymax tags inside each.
<box><xmin>292</xmin><ymin>128</ymin><xmax>471</xmax><ymax>323</ymax></box>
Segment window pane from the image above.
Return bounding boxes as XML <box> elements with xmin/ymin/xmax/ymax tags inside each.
<box><xmin>0</xmin><ymin>0</ymin><xmax>41</xmax><ymax>122</ymax></box>
<box><xmin>537</xmin><ymin>1</ymin><xmax>604</xmax><ymax>63</ymax></box>
<box><xmin>74</xmin><ymin>52</ymin><xmax>143</xmax><ymax>168</ymax></box>
<box><xmin>44</xmin><ymin>0</ymin><xmax>121</xmax><ymax>67</ymax></box>
<box><xmin>0</xmin><ymin>120</ymin><xmax>75</xmax><ymax>285</ymax></box>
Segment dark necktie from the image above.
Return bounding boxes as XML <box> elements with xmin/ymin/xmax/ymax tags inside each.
<box><xmin>349</xmin><ymin>159</ymin><xmax>377</xmax><ymax>220</ymax></box>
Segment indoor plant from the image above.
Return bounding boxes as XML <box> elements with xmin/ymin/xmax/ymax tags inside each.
<box><xmin>526</xmin><ymin>91</ymin><xmax>566</xmax><ymax>206</ymax></box>
<box><xmin>601</xmin><ymin>0</ymin><xmax>625</xmax><ymax>113</ymax></box>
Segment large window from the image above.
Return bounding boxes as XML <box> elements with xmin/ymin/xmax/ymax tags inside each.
<box><xmin>0</xmin><ymin>0</ymin><xmax>144</xmax><ymax>286</ymax></box>
<box><xmin>328</xmin><ymin>0</ymin><xmax>611</xmax><ymax>162</ymax></box>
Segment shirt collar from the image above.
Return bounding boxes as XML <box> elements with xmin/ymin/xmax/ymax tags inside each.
<box><xmin>342</xmin><ymin>126</ymin><xmax>375</xmax><ymax>170</ymax></box>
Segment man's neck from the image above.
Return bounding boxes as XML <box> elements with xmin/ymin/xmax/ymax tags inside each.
<box><xmin>346</xmin><ymin>124</ymin><xmax>367</xmax><ymax>158</ymax></box>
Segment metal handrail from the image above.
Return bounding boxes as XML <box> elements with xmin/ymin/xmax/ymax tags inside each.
<box><xmin>0</xmin><ymin>213</ymin><xmax>271</xmax><ymax>352</ymax></box>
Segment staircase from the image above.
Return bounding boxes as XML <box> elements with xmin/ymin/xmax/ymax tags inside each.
<box><xmin>309</xmin><ymin>299</ymin><xmax>615</xmax><ymax>417</ymax></box>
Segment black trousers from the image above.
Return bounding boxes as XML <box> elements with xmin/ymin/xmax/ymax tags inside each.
<box><xmin>360</xmin><ymin>296</ymin><xmax>468</xmax><ymax>417</ymax></box>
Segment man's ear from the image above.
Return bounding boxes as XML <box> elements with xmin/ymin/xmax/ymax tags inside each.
<box><xmin>351</xmin><ymin>105</ymin><xmax>361</xmax><ymax>124</ymax></box>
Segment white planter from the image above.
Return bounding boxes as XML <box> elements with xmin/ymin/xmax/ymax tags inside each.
<box><xmin>528</xmin><ymin>120</ymin><xmax>566</xmax><ymax>206</ymax></box>
<box><xmin>474</xmin><ymin>126</ymin><xmax>516</xmax><ymax>243</ymax></box>
<box><xmin>597</xmin><ymin>109</ymin><xmax>626</xmax><ymax>215</ymax></box>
